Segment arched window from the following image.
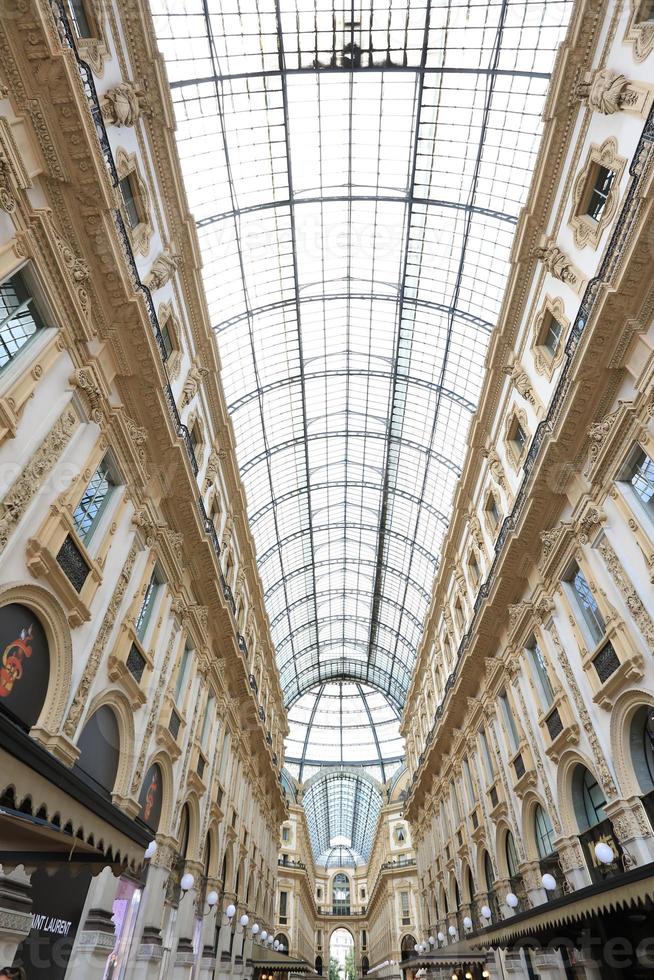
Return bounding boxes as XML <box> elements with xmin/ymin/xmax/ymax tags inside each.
<box><xmin>332</xmin><ymin>873</ymin><xmax>350</xmax><ymax>915</ymax></box>
<box><xmin>483</xmin><ymin>851</ymin><xmax>494</xmax><ymax>892</ymax></box>
<box><xmin>505</xmin><ymin>831</ymin><xmax>519</xmax><ymax>878</ymax></box>
<box><xmin>534</xmin><ymin>804</ymin><xmax>556</xmax><ymax>858</ymax></box>
<box><xmin>75</xmin><ymin>705</ymin><xmax>120</xmax><ymax>794</ymax></box>
<box><xmin>467</xmin><ymin>867</ymin><xmax>475</xmax><ymax>903</ymax></box>
<box><xmin>178</xmin><ymin>803</ymin><xmax>190</xmax><ymax>860</ymax></box>
<box><xmin>630</xmin><ymin>705</ymin><xmax>654</xmax><ymax>793</ymax></box>
<box><xmin>572</xmin><ymin>765</ymin><xmax>606</xmax><ymax>831</ymax></box>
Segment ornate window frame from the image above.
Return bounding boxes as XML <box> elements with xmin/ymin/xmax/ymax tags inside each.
<box><xmin>483</xmin><ymin>487</ymin><xmax>502</xmax><ymax>539</ymax></box>
<box><xmin>530</xmin><ymin>295</ymin><xmax>569</xmax><ymax>380</ymax></box>
<box><xmin>115</xmin><ymin>148</ymin><xmax>154</xmax><ymax>256</ymax></box>
<box><xmin>67</xmin><ymin>0</ymin><xmax>110</xmax><ymax>76</ymax></box>
<box><xmin>26</xmin><ymin>442</ymin><xmax>125</xmax><ymax>628</ymax></box>
<box><xmin>624</xmin><ymin>0</ymin><xmax>654</xmax><ymax>62</ymax></box>
<box><xmin>504</xmin><ymin>406</ymin><xmax>530</xmax><ymax>470</ymax></box>
<box><xmin>187</xmin><ymin>409</ymin><xmax>206</xmax><ymax>467</ymax></box>
<box><xmin>569</xmin><ymin>137</ymin><xmax>626</xmax><ymax>249</ymax></box>
<box><xmin>157</xmin><ymin>301</ymin><xmax>182</xmax><ymax>379</ymax></box>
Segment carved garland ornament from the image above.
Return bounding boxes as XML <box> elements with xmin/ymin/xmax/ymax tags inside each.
<box><xmin>0</xmin><ymin>406</ymin><xmax>79</xmax><ymax>557</ymax></box>
<box><xmin>595</xmin><ymin>535</ymin><xmax>654</xmax><ymax>648</ymax></box>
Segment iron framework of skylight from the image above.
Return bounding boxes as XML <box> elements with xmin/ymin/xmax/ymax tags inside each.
<box><xmin>302</xmin><ymin>769</ymin><xmax>383</xmax><ymax>866</ymax></box>
<box><xmin>150</xmin><ymin>0</ymin><xmax>574</xmax><ymax>869</ymax></box>
<box><xmin>284</xmin><ymin>681</ymin><xmax>405</xmax><ymax>784</ymax></box>
<box><xmin>150</xmin><ymin>0</ymin><xmax>573</xmax><ymax>710</ymax></box>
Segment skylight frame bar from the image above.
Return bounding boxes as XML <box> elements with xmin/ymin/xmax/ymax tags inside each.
<box><xmin>169</xmin><ymin>64</ymin><xmax>552</xmax><ymax>89</ymax></box>
<box><xmin>214</xmin><ymin>293</ymin><xmax>494</xmax><ymax>335</ymax></box>
<box><xmin>197</xmin><ymin>0</ymin><xmax>305</xmax><ymax>699</ymax></box>
<box><xmin>272</xmin><ymin>0</ymin><xmax>324</xmax><ymax>691</ymax></box>
<box><xmin>380</xmin><ymin>0</ymin><xmax>512</xmax><ymax>687</ymax></box>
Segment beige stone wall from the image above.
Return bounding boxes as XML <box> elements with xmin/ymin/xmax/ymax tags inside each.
<box><xmin>400</xmin><ymin>0</ymin><xmax>654</xmax><ymax>957</ymax></box>
<box><xmin>0</xmin><ymin>1</ymin><xmax>287</xmax><ymax>976</ymax></box>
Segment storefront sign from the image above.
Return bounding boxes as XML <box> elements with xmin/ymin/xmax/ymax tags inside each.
<box><xmin>13</xmin><ymin>866</ymin><xmax>92</xmax><ymax>980</ymax></box>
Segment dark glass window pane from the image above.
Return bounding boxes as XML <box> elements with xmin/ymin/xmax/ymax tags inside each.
<box><xmin>543</xmin><ymin>315</ymin><xmax>562</xmax><ymax>355</ymax></box>
<box><xmin>0</xmin><ymin>271</ymin><xmax>45</xmax><ymax>370</ymax></box>
<box><xmin>624</xmin><ymin>447</ymin><xmax>654</xmax><ymax>509</ymax></box>
<box><xmin>119</xmin><ymin>176</ymin><xmax>140</xmax><ymax>229</ymax></box>
<box><xmin>67</xmin><ymin>0</ymin><xmax>92</xmax><ymax>37</ymax></box>
<box><xmin>586</xmin><ymin>166</ymin><xmax>615</xmax><ymax>221</ymax></box>
<box><xmin>568</xmin><ymin>564</ymin><xmax>605</xmax><ymax>645</ymax></box>
<box><xmin>72</xmin><ymin>456</ymin><xmax>115</xmax><ymax>541</ymax></box>
<box><xmin>161</xmin><ymin>322</ymin><xmax>174</xmax><ymax>360</ymax></box>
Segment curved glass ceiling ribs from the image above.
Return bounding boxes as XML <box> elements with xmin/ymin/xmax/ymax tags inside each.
<box><xmin>151</xmin><ymin>0</ymin><xmax>574</xmax><ymax>857</ymax></box>
<box><xmin>301</xmin><ymin>767</ymin><xmax>384</xmax><ymax>866</ymax></box>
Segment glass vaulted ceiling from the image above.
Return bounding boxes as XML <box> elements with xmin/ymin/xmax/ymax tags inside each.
<box><xmin>151</xmin><ymin>0</ymin><xmax>573</xmax><ymax>861</ymax></box>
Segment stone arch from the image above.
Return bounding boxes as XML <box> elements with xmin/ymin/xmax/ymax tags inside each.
<box><xmin>400</xmin><ymin>934</ymin><xmax>417</xmax><ymax>961</ymax></box>
<box><xmin>556</xmin><ymin>748</ymin><xmax>606</xmax><ymax>836</ymax></box>
<box><xmin>0</xmin><ymin>583</ymin><xmax>73</xmax><ymax>739</ymax></box>
<box><xmin>474</xmin><ymin>839</ymin><xmax>491</xmax><ymax>890</ymax></box>
<box><xmin>77</xmin><ymin>688</ymin><xmax>135</xmax><ymax>798</ymax></box>
<box><xmin>520</xmin><ymin>790</ymin><xmax>554</xmax><ymax>862</ymax></box>
<box><xmin>610</xmin><ymin>688</ymin><xmax>654</xmax><ymax>798</ymax></box>
<box><xmin>494</xmin><ymin>820</ymin><xmax>517</xmax><ymax>879</ymax></box>
<box><xmin>178</xmin><ymin>791</ymin><xmax>201</xmax><ymax>862</ymax></box>
<box><xmin>204</xmin><ymin>820</ymin><xmax>221</xmax><ymax>879</ymax></box>
<box><xmin>438</xmin><ymin>879</ymin><xmax>448</xmax><ymax>915</ymax></box>
<box><xmin>447</xmin><ymin>870</ymin><xmax>459</xmax><ymax>911</ymax></box>
<box><xmin>221</xmin><ymin>840</ymin><xmax>235</xmax><ymax>892</ymax></box>
<box><xmin>460</xmin><ymin>860</ymin><xmax>475</xmax><ymax>902</ymax></box>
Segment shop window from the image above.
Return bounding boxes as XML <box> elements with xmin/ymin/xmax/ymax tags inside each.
<box><xmin>534</xmin><ymin>804</ymin><xmax>556</xmax><ymax>859</ymax></box>
<box><xmin>572</xmin><ymin>765</ymin><xmax>606</xmax><ymax>831</ymax></box>
<box><xmin>0</xmin><ymin>268</ymin><xmax>47</xmax><ymax>371</ymax></box>
<box><xmin>630</xmin><ymin>705</ymin><xmax>654</xmax><ymax>794</ymax></box>
<box><xmin>505</xmin><ymin>830</ymin><xmax>520</xmax><ymax>878</ymax></box>
<box><xmin>75</xmin><ymin>705</ymin><xmax>120</xmax><ymax>794</ymax></box>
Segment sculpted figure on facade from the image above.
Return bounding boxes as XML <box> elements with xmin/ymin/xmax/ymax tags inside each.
<box><xmin>144</xmin><ymin>246</ymin><xmax>180</xmax><ymax>291</ymax></box>
<box><xmin>533</xmin><ymin>242</ymin><xmax>579</xmax><ymax>287</ymax></box>
<box><xmin>574</xmin><ymin>68</ymin><xmax>630</xmax><ymax>114</ymax></box>
<box><xmin>101</xmin><ymin>81</ymin><xmax>148</xmax><ymax>126</ymax></box>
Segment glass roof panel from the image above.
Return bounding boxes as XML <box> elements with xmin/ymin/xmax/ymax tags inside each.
<box><xmin>302</xmin><ymin>768</ymin><xmax>384</xmax><ymax>866</ymax></box>
<box><xmin>151</xmin><ymin>0</ymin><xmax>573</xmax><ymax>859</ymax></box>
